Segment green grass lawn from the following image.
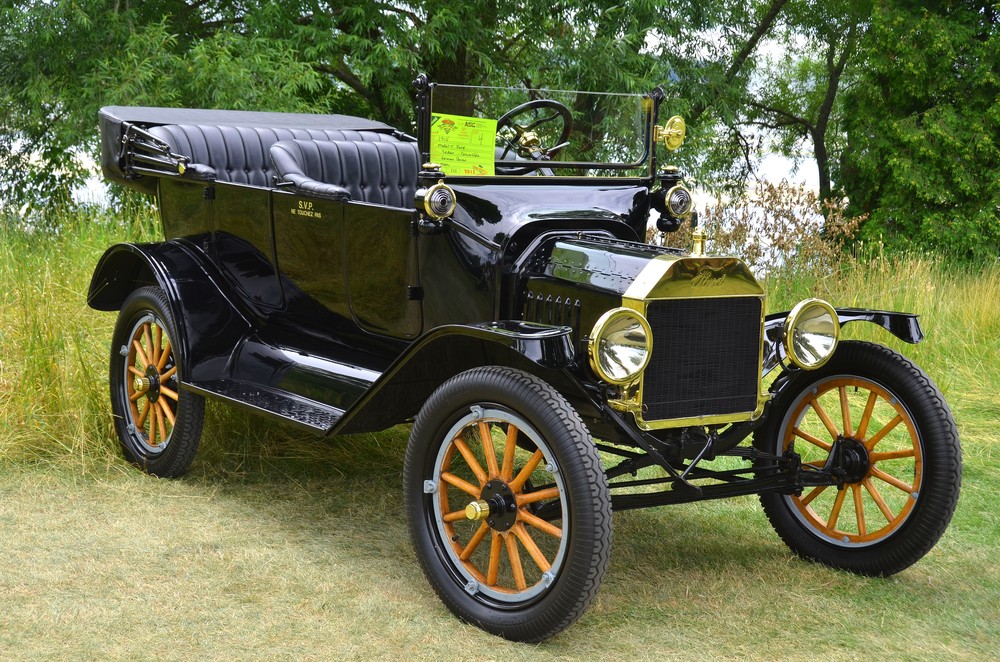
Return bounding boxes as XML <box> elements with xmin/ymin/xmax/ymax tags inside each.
<box><xmin>1</xmin><ymin>209</ymin><xmax>997</xmax><ymax>659</ymax></box>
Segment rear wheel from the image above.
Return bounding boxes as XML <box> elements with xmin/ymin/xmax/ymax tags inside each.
<box><xmin>110</xmin><ymin>286</ymin><xmax>204</xmax><ymax>477</ymax></box>
<box><xmin>404</xmin><ymin>366</ymin><xmax>611</xmax><ymax>642</ymax></box>
<box><xmin>755</xmin><ymin>341</ymin><xmax>961</xmax><ymax>575</ymax></box>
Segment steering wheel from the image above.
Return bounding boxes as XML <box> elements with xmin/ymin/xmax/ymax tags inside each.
<box><xmin>495</xmin><ymin>99</ymin><xmax>572</xmax><ymax>175</ymax></box>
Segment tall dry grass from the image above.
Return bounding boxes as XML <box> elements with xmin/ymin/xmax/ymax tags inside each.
<box><xmin>1</xmin><ymin>199</ymin><xmax>997</xmax><ymax>472</ymax></box>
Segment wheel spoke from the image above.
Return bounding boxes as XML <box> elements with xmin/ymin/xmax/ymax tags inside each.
<box><xmin>441</xmin><ymin>472</ymin><xmax>481</xmax><ymax>498</ymax></box>
<box><xmin>839</xmin><ymin>386</ymin><xmax>853</xmax><ymax>437</ymax></box>
<box><xmin>864</xmin><ymin>414</ymin><xmax>903</xmax><ymax>450</ymax></box>
<box><xmin>149</xmin><ymin>404</ymin><xmax>162</xmax><ymax>444</ymax></box>
<box><xmin>128</xmin><ymin>365</ymin><xmax>144</xmax><ymax>378</ymax></box>
<box><xmin>142</xmin><ymin>323</ymin><xmax>154</xmax><ymax>366</ymax></box>
<box><xmin>856</xmin><ymin>390</ymin><xmax>879</xmax><ymax>439</ymax></box>
<box><xmin>157</xmin><ymin>398</ymin><xmax>176</xmax><ymax>427</ymax></box>
<box><xmin>486</xmin><ymin>531</ymin><xmax>503</xmax><ymax>586</ymax></box>
<box><xmin>454</xmin><ymin>437</ymin><xmax>487</xmax><ymax>485</ymax></box>
<box><xmin>156</xmin><ymin>403</ymin><xmax>167</xmax><ymax>443</ymax></box>
<box><xmin>129</xmin><ymin>389</ymin><xmax>145</xmax><ymax>402</ymax></box>
<box><xmin>136</xmin><ymin>400</ymin><xmax>151</xmax><ymax>428</ymax></box>
<box><xmin>517</xmin><ymin>486</ymin><xmax>560</xmax><ymax>506</ymax></box>
<box><xmin>519</xmin><ymin>509</ymin><xmax>563</xmax><ymax>539</ymax></box>
<box><xmin>159</xmin><ymin>385</ymin><xmax>179</xmax><ymax>402</ymax></box>
<box><xmin>512</xmin><ymin>523</ymin><xmax>551</xmax><ymax>572</ymax></box>
<box><xmin>460</xmin><ymin>521</ymin><xmax>490</xmax><ymax>561</ymax></box>
<box><xmin>501</xmin><ymin>424</ymin><xmax>518</xmax><ymax>482</ymax></box>
<box><xmin>479</xmin><ymin>421</ymin><xmax>500</xmax><ymax>479</ymax></box>
<box><xmin>810</xmin><ymin>398</ymin><xmax>841</xmax><ymax>441</ymax></box>
<box><xmin>870</xmin><ymin>448</ymin><xmax>915</xmax><ymax>463</ymax></box>
<box><xmin>161</xmin><ymin>365</ymin><xmax>177</xmax><ymax>381</ymax></box>
<box><xmin>443</xmin><ymin>510</ymin><xmax>468</xmax><ymax>523</ymax></box>
<box><xmin>793</xmin><ymin>427</ymin><xmax>833</xmax><ymax>452</ymax></box>
<box><xmin>504</xmin><ymin>533</ymin><xmax>527</xmax><ymax>591</ymax></box>
<box><xmin>852</xmin><ymin>484</ymin><xmax>866</xmax><ymax>536</ymax></box>
<box><xmin>871</xmin><ymin>467</ymin><xmax>913</xmax><ymax>494</ymax></box>
<box><xmin>509</xmin><ymin>449</ymin><xmax>544</xmax><ymax>492</ymax></box>
<box><xmin>800</xmin><ymin>485</ymin><xmax>827</xmax><ymax>506</ymax></box>
<box><xmin>132</xmin><ymin>339</ymin><xmax>150</xmax><ymax>368</ymax></box>
<box><xmin>156</xmin><ymin>339</ymin><xmax>171</xmax><ymax>373</ymax></box>
<box><xmin>152</xmin><ymin>325</ymin><xmax>162</xmax><ymax>366</ymax></box>
<box><xmin>828</xmin><ymin>487</ymin><xmax>848</xmax><ymax>531</ymax></box>
<box><xmin>863</xmin><ymin>478</ymin><xmax>895</xmax><ymax>523</ymax></box>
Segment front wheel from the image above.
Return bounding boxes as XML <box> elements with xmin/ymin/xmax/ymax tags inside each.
<box><xmin>404</xmin><ymin>367</ymin><xmax>611</xmax><ymax>642</ymax></box>
<box><xmin>754</xmin><ymin>341</ymin><xmax>961</xmax><ymax>575</ymax></box>
<box><xmin>110</xmin><ymin>286</ymin><xmax>204</xmax><ymax>478</ymax></box>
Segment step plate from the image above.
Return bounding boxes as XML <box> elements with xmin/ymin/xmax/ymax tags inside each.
<box><xmin>186</xmin><ymin>379</ymin><xmax>344</xmax><ymax>434</ymax></box>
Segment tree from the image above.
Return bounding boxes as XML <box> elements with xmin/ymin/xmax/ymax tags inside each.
<box><xmin>742</xmin><ymin>0</ymin><xmax>870</xmax><ymax>203</ymax></box>
<box><xmin>0</xmin><ymin>0</ymin><xmax>672</xmax><ymax>211</ymax></box>
<box><xmin>839</xmin><ymin>1</ymin><xmax>1000</xmax><ymax>258</ymax></box>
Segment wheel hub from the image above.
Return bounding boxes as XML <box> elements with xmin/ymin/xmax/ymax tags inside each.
<box><xmin>139</xmin><ymin>365</ymin><xmax>162</xmax><ymax>403</ymax></box>
<box><xmin>832</xmin><ymin>436</ymin><xmax>870</xmax><ymax>484</ymax></box>
<box><xmin>465</xmin><ymin>480</ymin><xmax>517</xmax><ymax>532</ymax></box>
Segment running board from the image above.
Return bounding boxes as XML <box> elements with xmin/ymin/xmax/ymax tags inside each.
<box><xmin>184</xmin><ymin>379</ymin><xmax>344</xmax><ymax>434</ymax></box>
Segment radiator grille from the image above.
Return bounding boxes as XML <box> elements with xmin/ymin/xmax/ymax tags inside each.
<box><xmin>642</xmin><ymin>297</ymin><xmax>762</xmax><ymax>421</ymax></box>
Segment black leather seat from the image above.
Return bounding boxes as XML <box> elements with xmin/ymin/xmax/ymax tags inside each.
<box><xmin>269</xmin><ymin>139</ymin><xmax>421</xmax><ymax>207</ymax></box>
<box><xmin>146</xmin><ymin>125</ymin><xmax>400</xmax><ymax>187</ymax></box>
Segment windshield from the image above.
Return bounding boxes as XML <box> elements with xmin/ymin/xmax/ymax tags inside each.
<box><xmin>426</xmin><ymin>83</ymin><xmax>653</xmax><ymax>177</ymax></box>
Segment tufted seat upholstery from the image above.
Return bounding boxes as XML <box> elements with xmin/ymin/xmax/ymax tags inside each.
<box><xmin>146</xmin><ymin>125</ymin><xmax>401</xmax><ymax>187</ymax></box>
<box><xmin>269</xmin><ymin>139</ymin><xmax>421</xmax><ymax>207</ymax></box>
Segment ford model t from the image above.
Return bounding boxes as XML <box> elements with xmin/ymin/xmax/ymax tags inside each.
<box><xmin>89</xmin><ymin>76</ymin><xmax>961</xmax><ymax>641</ymax></box>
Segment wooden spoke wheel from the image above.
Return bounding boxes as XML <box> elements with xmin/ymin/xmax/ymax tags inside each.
<box><xmin>404</xmin><ymin>367</ymin><xmax>611</xmax><ymax>643</ymax></box>
<box><xmin>110</xmin><ymin>286</ymin><xmax>204</xmax><ymax>478</ymax></box>
<box><xmin>124</xmin><ymin>312</ymin><xmax>179</xmax><ymax>453</ymax></box>
<box><xmin>432</xmin><ymin>409</ymin><xmax>568</xmax><ymax>603</ymax></box>
<box><xmin>755</xmin><ymin>341</ymin><xmax>961</xmax><ymax>576</ymax></box>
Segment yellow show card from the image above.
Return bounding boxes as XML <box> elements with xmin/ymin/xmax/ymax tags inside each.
<box><xmin>429</xmin><ymin>113</ymin><xmax>497</xmax><ymax>177</ymax></box>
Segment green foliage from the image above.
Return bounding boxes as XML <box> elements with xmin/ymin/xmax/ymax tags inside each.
<box><xmin>3</xmin><ymin>0</ymin><xmax>998</xmax><ymax>259</ymax></box>
<box><xmin>841</xmin><ymin>2</ymin><xmax>1000</xmax><ymax>259</ymax></box>
<box><xmin>0</xmin><ymin>0</ymin><xmax>672</xmax><ymax>210</ymax></box>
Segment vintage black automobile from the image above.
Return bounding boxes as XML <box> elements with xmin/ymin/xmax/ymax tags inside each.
<box><xmin>90</xmin><ymin>76</ymin><xmax>961</xmax><ymax>642</ymax></box>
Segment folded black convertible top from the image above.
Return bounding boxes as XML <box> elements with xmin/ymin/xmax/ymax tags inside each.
<box><xmin>99</xmin><ymin>106</ymin><xmax>393</xmax><ymax>131</ymax></box>
<box><xmin>98</xmin><ymin>106</ymin><xmax>399</xmax><ymax>194</ymax></box>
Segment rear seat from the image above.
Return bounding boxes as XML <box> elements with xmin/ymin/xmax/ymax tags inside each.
<box><xmin>146</xmin><ymin>125</ymin><xmax>402</xmax><ymax>187</ymax></box>
<box><xmin>269</xmin><ymin>139</ymin><xmax>420</xmax><ymax>207</ymax></box>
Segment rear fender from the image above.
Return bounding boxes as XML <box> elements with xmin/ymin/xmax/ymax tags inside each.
<box><xmin>333</xmin><ymin>321</ymin><xmax>598</xmax><ymax>434</ymax></box>
<box><xmin>88</xmin><ymin>241</ymin><xmax>252</xmax><ymax>383</ymax></box>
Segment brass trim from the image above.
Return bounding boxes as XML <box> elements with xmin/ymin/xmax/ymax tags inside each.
<box><xmin>423</xmin><ymin>180</ymin><xmax>457</xmax><ymax>219</ymax></box>
<box><xmin>664</xmin><ymin>183</ymin><xmax>693</xmax><ymax>218</ymax></box>
<box><xmin>465</xmin><ymin>499</ymin><xmax>490</xmax><ymax>521</ymax></box>
<box><xmin>783</xmin><ymin>298</ymin><xmax>841</xmax><ymax>370</ymax></box>
<box><xmin>654</xmin><ymin>115</ymin><xmax>686</xmax><ymax>151</ymax></box>
<box><xmin>619</xmin><ymin>254</ymin><xmax>769</xmax><ymax>431</ymax></box>
<box><xmin>587</xmin><ymin>307</ymin><xmax>653</xmax><ymax>386</ymax></box>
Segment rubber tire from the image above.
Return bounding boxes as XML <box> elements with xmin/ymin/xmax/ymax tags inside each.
<box><xmin>110</xmin><ymin>286</ymin><xmax>205</xmax><ymax>478</ymax></box>
<box><xmin>404</xmin><ymin>366</ymin><xmax>612</xmax><ymax>642</ymax></box>
<box><xmin>754</xmin><ymin>341</ymin><xmax>961</xmax><ymax>576</ymax></box>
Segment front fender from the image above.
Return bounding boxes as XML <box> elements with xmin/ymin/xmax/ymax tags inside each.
<box><xmin>765</xmin><ymin>307</ymin><xmax>923</xmax><ymax>343</ymax></box>
<box><xmin>763</xmin><ymin>307</ymin><xmax>924</xmax><ymax>375</ymax></box>
<box><xmin>88</xmin><ymin>241</ymin><xmax>252</xmax><ymax>383</ymax></box>
<box><xmin>333</xmin><ymin>321</ymin><xmax>597</xmax><ymax>434</ymax></box>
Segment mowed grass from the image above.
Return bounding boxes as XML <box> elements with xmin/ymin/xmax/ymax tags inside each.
<box><xmin>0</xmin><ymin>208</ymin><xmax>997</xmax><ymax>660</ymax></box>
